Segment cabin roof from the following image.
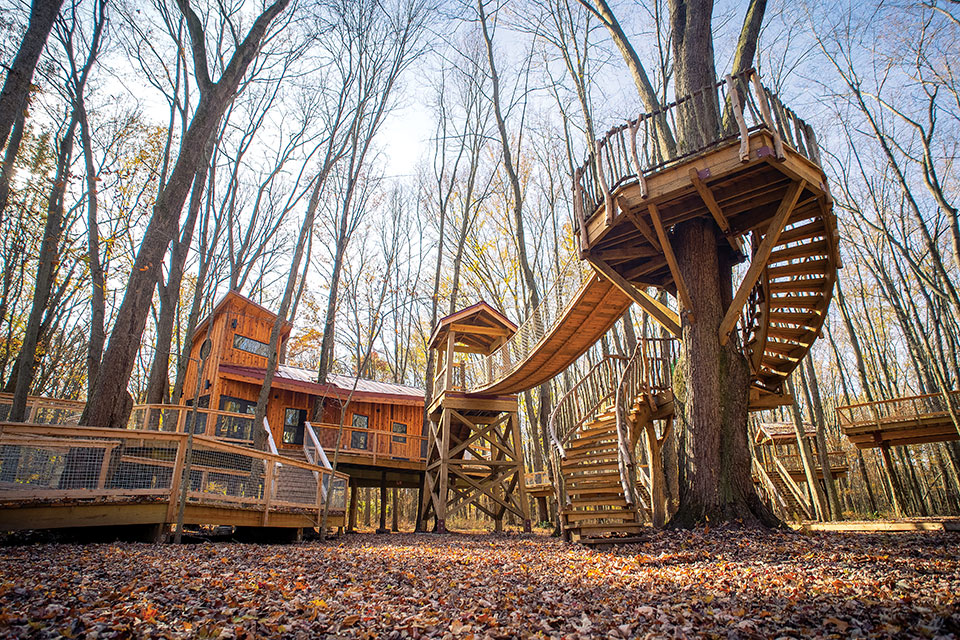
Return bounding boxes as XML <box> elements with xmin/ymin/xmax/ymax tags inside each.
<box><xmin>218</xmin><ymin>363</ymin><xmax>425</xmax><ymax>406</ymax></box>
<box><xmin>756</xmin><ymin>421</ymin><xmax>816</xmax><ymax>444</ymax></box>
<box><xmin>428</xmin><ymin>301</ymin><xmax>517</xmax><ymax>353</ymax></box>
<box><xmin>193</xmin><ymin>290</ymin><xmax>293</xmax><ymax>342</ymax></box>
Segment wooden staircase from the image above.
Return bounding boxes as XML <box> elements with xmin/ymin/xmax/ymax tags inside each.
<box><xmin>744</xmin><ymin>202</ymin><xmax>838</xmax><ymax>392</ymax></box>
<box><xmin>559</xmin><ymin>409</ymin><xmax>646</xmax><ymax>543</ymax></box>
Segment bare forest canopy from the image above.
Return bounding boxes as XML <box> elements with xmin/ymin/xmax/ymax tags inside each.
<box><xmin>1</xmin><ymin>0</ymin><xmax>959</xmax><ymax>519</ymax></box>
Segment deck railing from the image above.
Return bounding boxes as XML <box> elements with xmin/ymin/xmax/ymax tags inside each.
<box><xmin>614</xmin><ymin>337</ymin><xmax>677</xmax><ymax>506</ymax></box>
<box><xmin>759</xmin><ymin>451</ymin><xmax>848</xmax><ymax>475</ymax></box>
<box><xmin>0</xmin><ymin>393</ymin><xmax>86</xmax><ymax>425</ymax></box>
<box><xmin>0</xmin><ymin>422</ymin><xmax>348</xmax><ymax>514</ymax></box>
<box><xmin>574</xmin><ymin>68</ymin><xmax>820</xmax><ymax>237</ymax></box>
<box><xmin>308</xmin><ymin>422</ymin><xmax>427</xmax><ymax>464</ymax></box>
<box><xmin>836</xmin><ymin>390</ymin><xmax>960</xmax><ymax>432</ymax></box>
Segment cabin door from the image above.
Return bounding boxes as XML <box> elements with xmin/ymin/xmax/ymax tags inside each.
<box><xmin>282</xmin><ymin>408</ymin><xmax>307</xmax><ymax>446</ymax></box>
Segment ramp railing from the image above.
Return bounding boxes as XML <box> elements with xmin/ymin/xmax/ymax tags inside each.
<box><xmin>461</xmin><ymin>255</ymin><xmax>593</xmax><ymax>392</ymax></box>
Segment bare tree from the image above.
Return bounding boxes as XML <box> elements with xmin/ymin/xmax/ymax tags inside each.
<box><xmin>81</xmin><ymin>0</ymin><xmax>293</xmax><ymax>428</ymax></box>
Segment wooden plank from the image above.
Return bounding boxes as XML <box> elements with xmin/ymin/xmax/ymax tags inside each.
<box><xmin>588</xmin><ymin>258</ymin><xmax>680</xmax><ymax>336</ymax></box>
<box><xmin>620</xmin><ymin>204</ymin><xmax>661</xmax><ymax>252</ymax></box>
<box><xmin>718</xmin><ymin>180</ymin><xmax>805</xmax><ymax>345</ymax></box>
<box><xmin>647</xmin><ymin>203</ymin><xmax>693</xmax><ymax>316</ymax></box>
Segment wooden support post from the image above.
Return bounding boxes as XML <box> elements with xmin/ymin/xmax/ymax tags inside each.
<box><xmin>718</xmin><ymin>181</ymin><xmax>804</xmax><ymax>345</ymax></box>
<box><xmin>444</xmin><ymin>331</ymin><xmax>455</xmax><ymax>393</ymax></box>
<box><xmin>377</xmin><ymin>471</ymin><xmax>388</xmax><ymax>533</ymax></box>
<box><xmin>509</xmin><ymin>411</ymin><xmax>533</xmax><ymax>533</ymax></box>
<box><xmin>391</xmin><ymin>487</ymin><xmax>399</xmax><ymax>532</ymax></box>
<box><xmin>437</xmin><ymin>409</ymin><xmax>451</xmax><ymax>533</ymax></box>
<box><xmin>165</xmin><ymin>439</ymin><xmax>187</xmax><ymax>524</ymax></box>
<box><xmin>347</xmin><ymin>483</ymin><xmax>358</xmax><ymax>533</ymax></box>
<box><xmin>589</xmin><ymin>258</ymin><xmax>681</xmax><ymax>335</ymax></box>
<box><xmin>647</xmin><ymin>203</ymin><xmax>694</xmax><ymax>315</ymax></box>
<box><xmin>415</xmin><ymin>474</ymin><xmax>425</xmax><ymax>532</ymax></box>
<box><xmin>261</xmin><ymin>461</ymin><xmax>275</xmax><ymax>527</ymax></box>
<box><xmin>536</xmin><ymin>496</ymin><xmax>548</xmax><ymax>524</ymax></box>
<box><xmin>644</xmin><ymin>422</ymin><xmax>667</xmax><ymax>527</ymax></box>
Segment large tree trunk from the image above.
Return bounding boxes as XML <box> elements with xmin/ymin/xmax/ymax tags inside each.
<box><xmin>80</xmin><ymin>0</ymin><xmax>291</xmax><ymax>428</ymax></box>
<box><xmin>0</xmin><ymin>0</ymin><xmax>64</xmax><ymax>151</ymax></box>
<box><xmin>669</xmin><ymin>219</ymin><xmax>778</xmax><ymax>527</ymax></box>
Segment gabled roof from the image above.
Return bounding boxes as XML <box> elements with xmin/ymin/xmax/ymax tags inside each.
<box><xmin>193</xmin><ymin>290</ymin><xmax>293</xmax><ymax>342</ymax></box>
<box><xmin>755</xmin><ymin>421</ymin><xmax>816</xmax><ymax>444</ymax></box>
<box><xmin>218</xmin><ymin>363</ymin><xmax>424</xmax><ymax>406</ymax></box>
<box><xmin>428</xmin><ymin>301</ymin><xmax>517</xmax><ymax>353</ymax></box>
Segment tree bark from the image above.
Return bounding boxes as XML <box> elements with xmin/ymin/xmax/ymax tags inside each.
<box><xmin>669</xmin><ymin>218</ymin><xmax>777</xmax><ymax>527</ymax></box>
<box><xmin>0</xmin><ymin>0</ymin><xmax>64</xmax><ymax>151</ymax></box>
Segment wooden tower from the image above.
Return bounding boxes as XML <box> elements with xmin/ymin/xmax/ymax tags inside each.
<box><xmin>419</xmin><ymin>303</ymin><xmax>532</xmax><ymax>533</ymax></box>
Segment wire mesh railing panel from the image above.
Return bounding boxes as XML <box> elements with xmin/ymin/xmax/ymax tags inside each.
<box><xmin>0</xmin><ymin>431</ymin><xmax>176</xmax><ymax>497</ymax></box>
<box><xmin>0</xmin><ymin>424</ymin><xmax>350</xmax><ymax>518</ymax></box>
<box><xmin>0</xmin><ymin>394</ymin><xmax>86</xmax><ymax>425</ymax></box>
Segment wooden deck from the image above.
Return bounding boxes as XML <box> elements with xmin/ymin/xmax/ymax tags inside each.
<box><xmin>0</xmin><ymin>422</ymin><xmax>348</xmax><ymax>534</ymax></box>
<box><xmin>837</xmin><ymin>391</ymin><xmax>960</xmax><ymax>448</ymax></box>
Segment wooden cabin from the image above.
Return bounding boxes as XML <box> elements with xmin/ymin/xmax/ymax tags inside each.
<box><xmin>180</xmin><ymin>292</ymin><xmax>426</xmax><ymax>481</ymax></box>
<box><xmin>754</xmin><ymin>422</ymin><xmax>848</xmax><ymax>483</ymax></box>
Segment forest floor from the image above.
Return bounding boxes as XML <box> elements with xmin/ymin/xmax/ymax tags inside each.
<box><xmin>0</xmin><ymin>528</ymin><xmax>957</xmax><ymax>639</ymax></box>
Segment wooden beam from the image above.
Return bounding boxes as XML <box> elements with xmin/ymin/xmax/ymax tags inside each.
<box><xmin>449</xmin><ymin>323</ymin><xmax>511</xmax><ymax>337</ymax></box>
<box><xmin>718</xmin><ymin>181</ymin><xmax>805</xmax><ymax>345</ymax></box>
<box><xmin>619</xmin><ymin>201</ymin><xmax>662</xmax><ymax>252</ymax></box>
<box><xmin>688</xmin><ymin>168</ymin><xmax>743</xmax><ymax>253</ymax></box>
<box><xmin>647</xmin><ymin>203</ymin><xmax>694</xmax><ymax>316</ymax></box>
<box><xmin>589</xmin><ymin>259</ymin><xmax>680</xmax><ymax>336</ymax></box>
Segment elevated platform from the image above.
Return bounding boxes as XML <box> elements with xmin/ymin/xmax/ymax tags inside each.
<box><xmin>837</xmin><ymin>391</ymin><xmax>960</xmax><ymax>448</ymax></box>
<box><xmin>0</xmin><ymin>422</ymin><xmax>348</xmax><ymax>534</ymax></box>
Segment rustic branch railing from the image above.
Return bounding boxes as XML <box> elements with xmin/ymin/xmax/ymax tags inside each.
<box><xmin>614</xmin><ymin>337</ymin><xmax>676</xmax><ymax>507</ymax></box>
<box><xmin>548</xmin><ymin>356</ymin><xmax>627</xmax><ymax>459</ymax></box>
<box><xmin>0</xmin><ymin>423</ymin><xmax>349</xmax><ymax>515</ymax></box>
<box><xmin>547</xmin><ymin>355</ymin><xmax>626</xmax><ymax>511</ymax></box>
<box><xmin>573</xmin><ymin>69</ymin><xmax>818</xmax><ymax>246</ymax></box>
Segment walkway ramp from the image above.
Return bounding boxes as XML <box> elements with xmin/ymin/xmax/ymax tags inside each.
<box><xmin>464</xmin><ymin>269</ymin><xmax>632</xmax><ymax>396</ymax></box>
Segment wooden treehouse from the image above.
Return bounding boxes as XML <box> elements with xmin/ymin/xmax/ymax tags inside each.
<box><xmin>421</xmin><ymin>303</ymin><xmax>532</xmax><ymax>533</ymax></box>
<box><xmin>423</xmin><ymin>70</ymin><xmax>838</xmax><ymax>543</ymax></box>
<box><xmin>752</xmin><ymin>421</ymin><xmax>848</xmax><ymax>521</ymax></box>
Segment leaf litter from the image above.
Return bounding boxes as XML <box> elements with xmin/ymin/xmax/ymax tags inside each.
<box><xmin>0</xmin><ymin>528</ymin><xmax>957</xmax><ymax>639</ymax></box>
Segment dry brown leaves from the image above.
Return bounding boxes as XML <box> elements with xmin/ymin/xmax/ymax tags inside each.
<box><xmin>0</xmin><ymin>528</ymin><xmax>957</xmax><ymax>639</ymax></box>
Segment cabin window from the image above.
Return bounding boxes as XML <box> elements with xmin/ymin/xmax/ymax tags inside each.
<box><xmin>283</xmin><ymin>408</ymin><xmax>307</xmax><ymax>445</ymax></box>
<box><xmin>233</xmin><ymin>334</ymin><xmax>270</xmax><ymax>358</ymax></box>
<box><xmin>350</xmin><ymin>413</ymin><xmax>369</xmax><ymax>449</ymax></box>
<box><xmin>391</xmin><ymin>422</ymin><xmax>407</xmax><ymax>443</ymax></box>
<box><xmin>216</xmin><ymin>396</ymin><xmax>255</xmax><ymax>441</ymax></box>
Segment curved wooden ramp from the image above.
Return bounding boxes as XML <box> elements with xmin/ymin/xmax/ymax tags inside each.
<box><xmin>465</xmin><ymin>275</ymin><xmax>633</xmax><ymax>396</ymax></box>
